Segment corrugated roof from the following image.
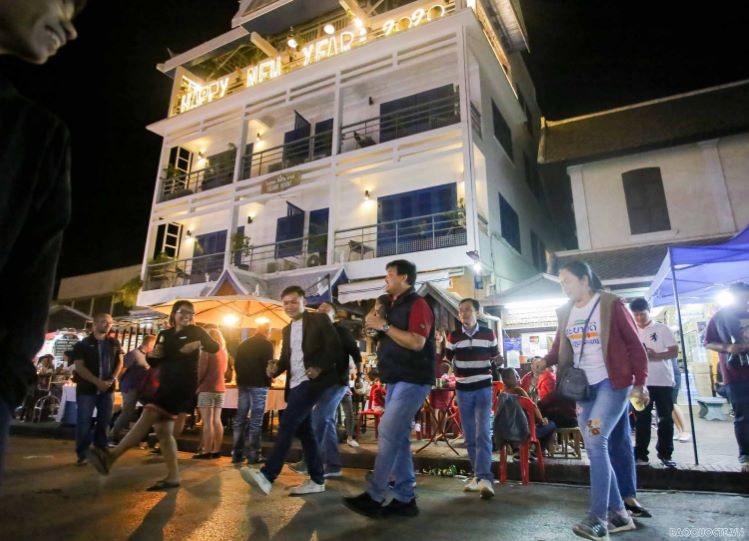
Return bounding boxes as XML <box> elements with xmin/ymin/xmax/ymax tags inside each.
<box><xmin>539</xmin><ymin>80</ymin><xmax>749</xmax><ymax>165</ymax></box>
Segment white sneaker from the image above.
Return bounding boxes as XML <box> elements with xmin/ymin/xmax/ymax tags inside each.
<box><xmin>240</xmin><ymin>467</ymin><xmax>272</xmax><ymax>495</ymax></box>
<box><xmin>463</xmin><ymin>477</ymin><xmax>479</xmax><ymax>492</ymax></box>
<box><xmin>347</xmin><ymin>437</ymin><xmax>360</xmax><ymax>448</ymax></box>
<box><xmin>413</xmin><ymin>422</ymin><xmax>421</xmax><ymax>433</ymax></box>
<box><xmin>678</xmin><ymin>432</ymin><xmax>692</xmax><ymax>443</ymax></box>
<box><xmin>289</xmin><ymin>479</ymin><xmax>325</xmax><ymax>495</ymax></box>
<box><xmin>478</xmin><ymin>479</ymin><xmax>495</xmax><ymax>499</ymax></box>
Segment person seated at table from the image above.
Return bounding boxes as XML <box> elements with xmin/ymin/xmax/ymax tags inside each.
<box><xmin>500</xmin><ymin>368</ymin><xmax>556</xmax><ymax>453</ymax></box>
<box><xmin>36</xmin><ymin>354</ymin><xmax>55</xmax><ymax>376</ymax></box>
<box><xmin>520</xmin><ymin>356</ymin><xmax>556</xmax><ymax>403</ymax></box>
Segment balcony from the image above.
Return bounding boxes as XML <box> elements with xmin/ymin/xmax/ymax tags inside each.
<box><xmin>144</xmin><ymin>253</ymin><xmax>224</xmax><ymax>291</ymax></box>
<box><xmin>231</xmin><ymin>233</ymin><xmax>329</xmax><ymax>275</ymax></box>
<box><xmin>339</xmin><ymin>92</ymin><xmax>460</xmax><ymax>152</ymax></box>
<box><xmin>159</xmin><ymin>161</ymin><xmax>235</xmax><ymax>202</ymax></box>
<box><xmin>335</xmin><ymin>209</ymin><xmax>467</xmax><ymax>261</ymax></box>
<box><xmin>240</xmin><ymin>130</ymin><xmax>333</xmax><ymax>179</ymax></box>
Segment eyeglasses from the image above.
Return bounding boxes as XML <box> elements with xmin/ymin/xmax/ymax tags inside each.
<box><xmin>176</xmin><ymin>309</ymin><xmax>195</xmax><ymax>316</ymax></box>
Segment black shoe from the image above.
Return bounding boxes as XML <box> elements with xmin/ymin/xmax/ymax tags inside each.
<box><xmin>192</xmin><ymin>452</ymin><xmax>212</xmax><ymax>459</ymax></box>
<box><xmin>624</xmin><ymin>503</ymin><xmax>652</xmax><ymax>518</ymax></box>
<box><xmin>150</xmin><ymin>447</ymin><xmax>162</xmax><ymax>455</ymax></box>
<box><xmin>343</xmin><ymin>492</ymin><xmax>384</xmax><ymax>518</ymax></box>
<box><xmin>383</xmin><ymin>498</ymin><xmax>419</xmax><ymax>517</ymax></box>
<box><xmin>247</xmin><ymin>454</ymin><xmax>265</xmax><ymax>465</ymax></box>
<box><xmin>659</xmin><ymin>458</ymin><xmax>677</xmax><ymax>469</ymax></box>
<box><xmin>210</xmin><ymin>452</ymin><xmax>221</xmax><ymax>459</ymax></box>
<box><xmin>231</xmin><ymin>454</ymin><xmax>244</xmax><ymax>465</ymax></box>
<box><xmin>76</xmin><ymin>456</ymin><xmax>87</xmax><ymax>466</ymax></box>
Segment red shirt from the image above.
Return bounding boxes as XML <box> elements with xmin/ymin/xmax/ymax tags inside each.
<box><xmin>520</xmin><ymin>370</ymin><xmax>556</xmax><ymax>401</ymax></box>
<box><xmin>399</xmin><ymin>296</ymin><xmax>433</xmax><ymax>338</ymax></box>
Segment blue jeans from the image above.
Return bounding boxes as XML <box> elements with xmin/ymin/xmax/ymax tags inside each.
<box><xmin>456</xmin><ymin>386</ymin><xmax>493</xmax><ymax>482</ymax></box>
<box><xmin>75</xmin><ymin>392</ymin><xmax>114</xmax><ymax>460</ymax></box>
<box><xmin>311</xmin><ymin>385</ymin><xmax>348</xmax><ymax>471</ymax></box>
<box><xmin>262</xmin><ymin>381</ymin><xmax>325</xmax><ymax>485</ymax></box>
<box><xmin>367</xmin><ymin>381</ymin><xmax>430</xmax><ymax>503</ymax></box>
<box><xmin>232</xmin><ymin>386</ymin><xmax>268</xmax><ymax>460</ymax></box>
<box><xmin>726</xmin><ymin>380</ymin><xmax>749</xmax><ymax>459</ymax></box>
<box><xmin>0</xmin><ymin>400</ymin><xmax>10</xmax><ymax>488</ymax></box>
<box><xmin>577</xmin><ymin>379</ymin><xmax>631</xmax><ymax>521</ymax></box>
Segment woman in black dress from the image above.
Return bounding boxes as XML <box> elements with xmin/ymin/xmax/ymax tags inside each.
<box><xmin>88</xmin><ymin>301</ymin><xmax>219</xmax><ymax>490</ymax></box>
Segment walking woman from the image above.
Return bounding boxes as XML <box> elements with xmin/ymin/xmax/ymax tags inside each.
<box><xmin>194</xmin><ymin>328</ymin><xmax>228</xmax><ymax>459</ymax></box>
<box><xmin>88</xmin><ymin>300</ymin><xmax>219</xmax><ymax>490</ymax></box>
<box><xmin>532</xmin><ymin>261</ymin><xmax>648</xmax><ymax>540</ymax></box>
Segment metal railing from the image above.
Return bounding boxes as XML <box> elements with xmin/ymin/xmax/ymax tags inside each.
<box><xmin>240</xmin><ymin>130</ymin><xmax>333</xmax><ymax>179</ymax></box>
<box><xmin>339</xmin><ymin>93</ymin><xmax>460</xmax><ymax>153</ymax></box>
<box><xmin>334</xmin><ymin>209</ymin><xmax>466</xmax><ymax>260</ymax></box>
<box><xmin>144</xmin><ymin>253</ymin><xmax>225</xmax><ymax>290</ymax></box>
<box><xmin>231</xmin><ymin>233</ymin><xmax>329</xmax><ymax>274</ymax></box>
<box><xmin>159</xmin><ymin>161</ymin><xmax>235</xmax><ymax>202</ymax></box>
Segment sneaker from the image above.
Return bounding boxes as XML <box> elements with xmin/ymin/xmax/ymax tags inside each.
<box><xmin>635</xmin><ymin>458</ymin><xmax>649</xmax><ymax>466</ymax></box>
<box><xmin>289</xmin><ymin>479</ymin><xmax>325</xmax><ymax>495</ymax></box>
<box><xmin>478</xmin><ymin>479</ymin><xmax>494</xmax><ymax>499</ymax></box>
<box><xmin>463</xmin><ymin>477</ymin><xmax>479</xmax><ymax>492</ymax></box>
<box><xmin>343</xmin><ymin>492</ymin><xmax>385</xmax><ymax>518</ymax></box>
<box><xmin>289</xmin><ymin>460</ymin><xmax>308</xmax><ymax>475</ymax></box>
<box><xmin>75</xmin><ymin>456</ymin><xmax>87</xmax><ymax>466</ymax></box>
<box><xmin>608</xmin><ymin>513</ymin><xmax>636</xmax><ymax>533</ymax></box>
<box><xmin>324</xmin><ymin>468</ymin><xmax>343</xmax><ymax>478</ymax></box>
<box><xmin>86</xmin><ymin>447</ymin><xmax>113</xmax><ymax>475</ymax></box>
<box><xmin>677</xmin><ymin>432</ymin><xmax>692</xmax><ymax>443</ymax></box>
<box><xmin>739</xmin><ymin>455</ymin><xmax>749</xmax><ymax>465</ymax></box>
<box><xmin>383</xmin><ymin>497</ymin><xmax>419</xmax><ymax>517</ymax></box>
<box><xmin>659</xmin><ymin>458</ymin><xmax>677</xmax><ymax>469</ymax></box>
<box><xmin>240</xmin><ymin>467</ymin><xmax>272</xmax><ymax>495</ymax></box>
<box><xmin>347</xmin><ymin>437</ymin><xmax>360</xmax><ymax>448</ymax></box>
<box><xmin>572</xmin><ymin>515</ymin><xmax>610</xmax><ymax>540</ymax></box>
<box><xmin>413</xmin><ymin>422</ymin><xmax>421</xmax><ymax>434</ymax></box>
<box><xmin>106</xmin><ymin>441</ymin><xmax>117</xmax><ymax>449</ymax></box>
<box><xmin>624</xmin><ymin>503</ymin><xmax>652</xmax><ymax>518</ymax></box>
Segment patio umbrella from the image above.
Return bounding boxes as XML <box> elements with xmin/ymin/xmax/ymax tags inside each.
<box><xmin>150</xmin><ymin>295</ymin><xmax>290</xmax><ymax>329</ymax></box>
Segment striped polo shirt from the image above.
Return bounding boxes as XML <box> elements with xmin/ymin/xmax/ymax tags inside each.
<box><xmin>445</xmin><ymin>324</ymin><xmax>499</xmax><ymax>391</ymax></box>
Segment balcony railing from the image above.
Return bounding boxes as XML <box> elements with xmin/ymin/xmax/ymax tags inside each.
<box><xmin>159</xmin><ymin>161</ymin><xmax>235</xmax><ymax>202</ymax></box>
<box><xmin>231</xmin><ymin>233</ymin><xmax>329</xmax><ymax>274</ymax></box>
<box><xmin>470</xmin><ymin>102</ymin><xmax>481</xmax><ymax>137</ymax></box>
<box><xmin>339</xmin><ymin>93</ymin><xmax>460</xmax><ymax>152</ymax></box>
<box><xmin>144</xmin><ymin>253</ymin><xmax>225</xmax><ymax>290</ymax></box>
<box><xmin>334</xmin><ymin>209</ymin><xmax>466</xmax><ymax>261</ymax></box>
<box><xmin>240</xmin><ymin>130</ymin><xmax>333</xmax><ymax>179</ymax></box>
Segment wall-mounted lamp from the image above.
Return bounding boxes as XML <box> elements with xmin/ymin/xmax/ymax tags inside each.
<box><xmin>324</xmin><ymin>23</ymin><xmax>336</xmax><ymax>35</ymax></box>
<box><xmin>247</xmin><ymin>215</ymin><xmax>254</xmax><ymax>224</ymax></box>
<box><xmin>197</xmin><ymin>151</ymin><xmax>205</xmax><ymax>160</ymax></box>
<box><xmin>186</xmin><ymin>230</ymin><xmax>193</xmax><ymax>237</ymax></box>
<box><xmin>287</xmin><ymin>27</ymin><xmax>298</xmax><ymax>49</ymax></box>
<box><xmin>364</xmin><ymin>190</ymin><xmax>371</xmax><ymax>201</ymax></box>
<box><xmin>368</xmin><ymin>96</ymin><xmax>374</xmax><ymax>105</ymax></box>
<box><xmin>353</xmin><ymin>17</ymin><xmax>364</xmax><ymax>29</ymax></box>
<box><xmin>256</xmin><ymin>132</ymin><xmax>262</xmax><ymax>142</ymax></box>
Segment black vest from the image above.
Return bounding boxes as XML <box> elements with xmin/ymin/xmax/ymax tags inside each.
<box><xmin>377</xmin><ymin>289</ymin><xmax>435</xmax><ymax>385</ymax></box>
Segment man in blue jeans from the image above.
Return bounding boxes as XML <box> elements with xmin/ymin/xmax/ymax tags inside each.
<box><xmin>71</xmin><ymin>313</ymin><xmax>123</xmax><ymax>465</ymax></box>
<box><xmin>344</xmin><ymin>260</ymin><xmax>435</xmax><ymax>518</ymax></box>
<box><xmin>232</xmin><ymin>322</ymin><xmax>273</xmax><ymax>464</ymax></box>
<box><xmin>240</xmin><ymin>286</ymin><xmax>341</xmax><ymax>496</ymax></box>
<box><xmin>445</xmin><ymin>298</ymin><xmax>500</xmax><ymax>499</ymax></box>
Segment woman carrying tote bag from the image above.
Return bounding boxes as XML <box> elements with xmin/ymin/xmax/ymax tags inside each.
<box><xmin>532</xmin><ymin>261</ymin><xmax>649</xmax><ymax>540</ymax></box>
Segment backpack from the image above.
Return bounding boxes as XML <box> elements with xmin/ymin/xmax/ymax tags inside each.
<box><xmin>493</xmin><ymin>393</ymin><xmax>530</xmax><ymax>445</ymax></box>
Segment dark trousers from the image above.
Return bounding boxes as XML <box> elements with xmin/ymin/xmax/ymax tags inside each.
<box><xmin>261</xmin><ymin>381</ymin><xmax>325</xmax><ymax>485</ymax></box>
<box><xmin>634</xmin><ymin>385</ymin><xmax>674</xmax><ymax>461</ymax></box>
<box><xmin>726</xmin><ymin>380</ymin><xmax>749</xmax><ymax>458</ymax></box>
<box><xmin>75</xmin><ymin>392</ymin><xmax>114</xmax><ymax>460</ymax></box>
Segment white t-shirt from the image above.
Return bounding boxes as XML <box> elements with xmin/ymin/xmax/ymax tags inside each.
<box><xmin>566</xmin><ymin>293</ymin><xmax>608</xmax><ymax>385</ymax></box>
<box><xmin>289</xmin><ymin>318</ymin><xmax>309</xmax><ymax>388</ymax></box>
<box><xmin>637</xmin><ymin>320</ymin><xmax>677</xmax><ymax>387</ymax></box>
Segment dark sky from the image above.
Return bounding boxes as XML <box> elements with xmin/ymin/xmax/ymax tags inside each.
<box><xmin>3</xmin><ymin>1</ymin><xmax>748</xmax><ymax>280</ymax></box>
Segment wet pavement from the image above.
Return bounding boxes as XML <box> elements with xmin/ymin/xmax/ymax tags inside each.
<box><xmin>1</xmin><ymin>437</ymin><xmax>747</xmax><ymax>541</ymax></box>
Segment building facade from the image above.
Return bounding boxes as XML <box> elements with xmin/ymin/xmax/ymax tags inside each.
<box><xmin>137</xmin><ymin>0</ymin><xmax>559</xmax><ymax>308</ymax></box>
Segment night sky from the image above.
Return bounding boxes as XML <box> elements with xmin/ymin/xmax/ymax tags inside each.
<box><xmin>2</xmin><ymin>1</ymin><xmax>747</xmax><ymax>282</ymax></box>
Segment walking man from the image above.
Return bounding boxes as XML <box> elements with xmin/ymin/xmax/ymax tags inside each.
<box><xmin>629</xmin><ymin>298</ymin><xmax>678</xmax><ymax>469</ymax></box>
<box><xmin>232</xmin><ymin>322</ymin><xmax>273</xmax><ymax>464</ymax></box>
<box><xmin>240</xmin><ymin>286</ymin><xmax>341</xmax><ymax>495</ymax></box>
<box><xmin>344</xmin><ymin>260</ymin><xmax>435</xmax><ymax>518</ymax></box>
<box><xmin>445</xmin><ymin>298</ymin><xmax>501</xmax><ymax>498</ymax></box>
<box><xmin>109</xmin><ymin>335</ymin><xmax>155</xmax><ymax>444</ymax></box>
<box><xmin>72</xmin><ymin>313</ymin><xmax>123</xmax><ymax>465</ymax></box>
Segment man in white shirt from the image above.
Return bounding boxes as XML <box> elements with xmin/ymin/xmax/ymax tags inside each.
<box><xmin>630</xmin><ymin>298</ymin><xmax>678</xmax><ymax>469</ymax></box>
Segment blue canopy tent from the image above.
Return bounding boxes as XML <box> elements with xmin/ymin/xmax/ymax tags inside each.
<box><xmin>647</xmin><ymin>223</ymin><xmax>749</xmax><ymax>464</ymax></box>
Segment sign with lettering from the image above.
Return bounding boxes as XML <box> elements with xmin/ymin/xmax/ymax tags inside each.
<box><xmin>261</xmin><ymin>172</ymin><xmax>301</xmax><ymax>194</ymax></box>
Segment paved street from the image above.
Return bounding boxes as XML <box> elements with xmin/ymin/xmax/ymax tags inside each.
<box><xmin>1</xmin><ymin>437</ymin><xmax>747</xmax><ymax>541</ymax></box>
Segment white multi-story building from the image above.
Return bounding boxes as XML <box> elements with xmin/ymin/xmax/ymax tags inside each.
<box><xmin>136</xmin><ymin>0</ymin><xmax>559</xmax><ymax>310</ymax></box>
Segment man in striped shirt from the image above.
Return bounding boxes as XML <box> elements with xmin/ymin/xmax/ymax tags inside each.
<box><xmin>445</xmin><ymin>298</ymin><xmax>501</xmax><ymax>499</ymax></box>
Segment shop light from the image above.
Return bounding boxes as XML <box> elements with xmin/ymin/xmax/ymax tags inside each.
<box><xmin>287</xmin><ymin>28</ymin><xmax>298</xmax><ymax>49</ymax></box>
<box><xmin>256</xmin><ymin>317</ymin><xmax>270</xmax><ymax>325</ymax></box>
<box><xmin>716</xmin><ymin>289</ymin><xmax>735</xmax><ymax>307</ymax></box>
<box><xmin>324</xmin><ymin>23</ymin><xmax>336</xmax><ymax>35</ymax></box>
<box><xmin>353</xmin><ymin>17</ymin><xmax>364</xmax><ymax>29</ymax></box>
<box><xmin>223</xmin><ymin>314</ymin><xmax>239</xmax><ymax>326</ymax></box>
<box><xmin>473</xmin><ymin>261</ymin><xmax>483</xmax><ymax>273</ymax></box>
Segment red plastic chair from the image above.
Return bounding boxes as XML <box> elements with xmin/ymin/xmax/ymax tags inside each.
<box><xmin>498</xmin><ymin>395</ymin><xmax>545</xmax><ymax>485</ymax></box>
<box><xmin>356</xmin><ymin>386</ymin><xmax>385</xmax><ymax>439</ymax></box>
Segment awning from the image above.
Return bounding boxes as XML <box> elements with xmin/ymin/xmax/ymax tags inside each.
<box><xmin>151</xmin><ymin>295</ymin><xmax>290</xmax><ymax>328</ymax></box>
<box><xmin>417</xmin><ymin>282</ymin><xmax>499</xmax><ymax>323</ymax></box>
<box><xmin>482</xmin><ymin>273</ymin><xmax>563</xmax><ymax>306</ymax></box>
<box><xmin>337</xmin><ymin>270</ymin><xmax>452</xmax><ymax>304</ymax></box>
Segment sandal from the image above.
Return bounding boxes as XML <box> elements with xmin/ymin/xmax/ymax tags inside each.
<box><xmin>146</xmin><ymin>480</ymin><xmax>181</xmax><ymax>491</ymax></box>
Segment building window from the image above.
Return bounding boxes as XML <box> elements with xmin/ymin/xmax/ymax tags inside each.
<box><xmin>153</xmin><ymin>223</ymin><xmax>183</xmax><ymax>259</ymax></box>
<box><xmin>622</xmin><ymin>167</ymin><xmax>671</xmax><ymax>235</ymax></box>
<box><xmin>499</xmin><ymin>194</ymin><xmax>521</xmax><ymax>253</ymax></box>
<box><xmin>530</xmin><ymin>230</ymin><xmax>546</xmax><ymax>272</ymax></box>
<box><xmin>275</xmin><ymin>203</ymin><xmax>305</xmax><ymax>258</ymax></box>
<box><xmin>491</xmin><ymin>100</ymin><xmax>513</xmax><ymax>160</ymax></box>
<box><xmin>523</xmin><ymin>153</ymin><xmax>542</xmax><ymax>201</ymax></box>
<box><xmin>379</xmin><ymin>85</ymin><xmax>457</xmax><ymax>143</ymax></box>
<box><xmin>517</xmin><ymin>90</ymin><xmax>532</xmax><ymax>135</ymax></box>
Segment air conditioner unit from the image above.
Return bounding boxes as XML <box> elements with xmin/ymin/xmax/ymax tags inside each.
<box><xmin>306</xmin><ymin>253</ymin><xmax>321</xmax><ymax>267</ymax></box>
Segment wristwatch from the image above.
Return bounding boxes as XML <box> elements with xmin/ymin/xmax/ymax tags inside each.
<box><xmin>381</xmin><ymin>323</ymin><xmax>390</xmax><ymax>334</ymax></box>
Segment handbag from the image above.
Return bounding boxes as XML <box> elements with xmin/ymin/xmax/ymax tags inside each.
<box><xmin>137</xmin><ymin>366</ymin><xmax>161</xmax><ymax>404</ymax></box>
<box><xmin>558</xmin><ymin>297</ymin><xmax>601</xmax><ymax>402</ymax></box>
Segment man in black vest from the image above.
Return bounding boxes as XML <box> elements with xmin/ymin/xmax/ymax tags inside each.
<box><xmin>344</xmin><ymin>260</ymin><xmax>435</xmax><ymax>518</ymax></box>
